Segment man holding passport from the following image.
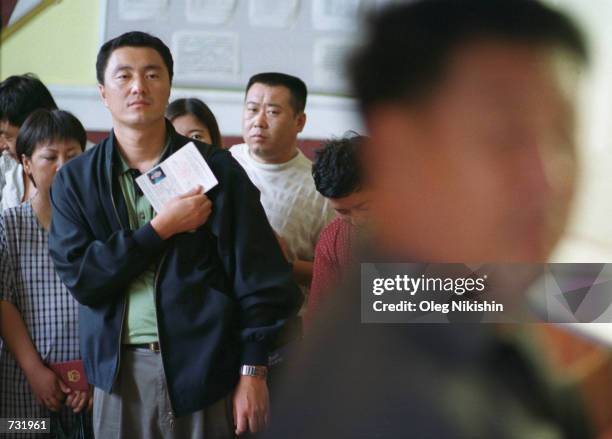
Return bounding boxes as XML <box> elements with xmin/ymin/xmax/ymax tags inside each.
<box><xmin>48</xmin><ymin>31</ymin><xmax>302</xmax><ymax>438</ymax></box>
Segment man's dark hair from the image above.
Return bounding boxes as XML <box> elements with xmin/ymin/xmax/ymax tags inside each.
<box><xmin>348</xmin><ymin>0</ymin><xmax>588</xmax><ymax>115</ymax></box>
<box><xmin>16</xmin><ymin>109</ymin><xmax>87</xmax><ymax>161</ymax></box>
<box><xmin>246</xmin><ymin>72</ymin><xmax>307</xmax><ymax>114</ymax></box>
<box><xmin>167</xmin><ymin>98</ymin><xmax>222</xmax><ymax>148</ymax></box>
<box><xmin>0</xmin><ymin>74</ymin><xmax>57</xmax><ymax>127</ymax></box>
<box><xmin>96</xmin><ymin>31</ymin><xmax>174</xmax><ymax>84</ymax></box>
<box><xmin>312</xmin><ymin>133</ymin><xmax>366</xmax><ymax>199</ymax></box>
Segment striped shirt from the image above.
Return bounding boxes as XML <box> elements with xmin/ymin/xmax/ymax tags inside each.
<box><xmin>0</xmin><ymin>202</ymin><xmax>89</xmax><ymax>436</ymax></box>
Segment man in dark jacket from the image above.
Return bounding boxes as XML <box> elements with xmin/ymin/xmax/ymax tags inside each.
<box><xmin>48</xmin><ymin>31</ymin><xmax>302</xmax><ymax>439</ymax></box>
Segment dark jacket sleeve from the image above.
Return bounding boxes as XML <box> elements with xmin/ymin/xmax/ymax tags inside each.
<box><xmin>209</xmin><ymin>152</ymin><xmax>303</xmax><ymax>365</ymax></box>
<box><xmin>48</xmin><ymin>168</ymin><xmax>167</xmax><ymax>308</ymax></box>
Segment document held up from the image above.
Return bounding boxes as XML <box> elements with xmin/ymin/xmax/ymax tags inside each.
<box><xmin>136</xmin><ymin>142</ymin><xmax>218</xmax><ymax>213</ymax></box>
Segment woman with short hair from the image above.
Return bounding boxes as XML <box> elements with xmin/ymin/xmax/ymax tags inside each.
<box><xmin>0</xmin><ymin>109</ymin><xmax>92</xmax><ymax>437</ymax></box>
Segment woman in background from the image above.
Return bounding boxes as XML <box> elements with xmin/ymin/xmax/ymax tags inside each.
<box><xmin>167</xmin><ymin>97</ymin><xmax>223</xmax><ymax>148</ymax></box>
<box><xmin>0</xmin><ymin>74</ymin><xmax>58</xmax><ymax>211</ymax></box>
<box><xmin>0</xmin><ymin>109</ymin><xmax>92</xmax><ymax>437</ymax></box>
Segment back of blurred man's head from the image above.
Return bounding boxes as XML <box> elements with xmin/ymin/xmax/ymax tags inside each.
<box><xmin>349</xmin><ymin>0</ymin><xmax>587</xmax><ymax>263</ymax></box>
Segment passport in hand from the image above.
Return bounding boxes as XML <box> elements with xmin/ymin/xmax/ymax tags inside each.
<box><xmin>49</xmin><ymin>360</ymin><xmax>88</xmax><ymax>391</ymax></box>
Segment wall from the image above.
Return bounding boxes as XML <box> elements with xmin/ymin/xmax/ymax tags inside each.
<box><xmin>0</xmin><ymin>0</ymin><xmax>362</xmax><ymax>139</ymax></box>
<box><xmin>1</xmin><ymin>0</ymin><xmax>611</xmax><ymax>260</ymax></box>
<box><xmin>548</xmin><ymin>0</ymin><xmax>612</xmax><ymax>261</ymax></box>
<box><xmin>0</xmin><ymin>0</ymin><xmax>100</xmax><ymax>85</ymax></box>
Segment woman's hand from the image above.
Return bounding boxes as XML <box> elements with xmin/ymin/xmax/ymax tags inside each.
<box><xmin>64</xmin><ymin>386</ymin><xmax>92</xmax><ymax>413</ymax></box>
<box><xmin>25</xmin><ymin>364</ymin><xmax>71</xmax><ymax>412</ymax></box>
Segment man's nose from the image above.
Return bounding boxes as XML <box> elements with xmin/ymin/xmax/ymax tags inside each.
<box><xmin>130</xmin><ymin>75</ymin><xmax>148</xmax><ymax>94</ymax></box>
<box><xmin>253</xmin><ymin>110</ymin><xmax>267</xmax><ymax>128</ymax></box>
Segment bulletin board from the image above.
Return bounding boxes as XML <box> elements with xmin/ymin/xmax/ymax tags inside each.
<box><xmin>102</xmin><ymin>0</ymin><xmax>390</xmax><ymax>96</ymax></box>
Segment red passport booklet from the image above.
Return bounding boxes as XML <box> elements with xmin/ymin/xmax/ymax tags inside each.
<box><xmin>49</xmin><ymin>360</ymin><xmax>89</xmax><ymax>391</ymax></box>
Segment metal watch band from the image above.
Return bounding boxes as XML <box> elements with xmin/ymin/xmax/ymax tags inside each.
<box><xmin>240</xmin><ymin>365</ymin><xmax>268</xmax><ymax>379</ymax></box>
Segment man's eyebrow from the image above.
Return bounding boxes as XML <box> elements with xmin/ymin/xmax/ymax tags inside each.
<box><xmin>112</xmin><ymin>64</ymin><xmax>163</xmax><ymax>72</ymax></box>
<box><xmin>113</xmin><ymin>65</ymin><xmax>133</xmax><ymax>72</ymax></box>
<box><xmin>245</xmin><ymin>102</ymin><xmax>282</xmax><ymax>108</ymax></box>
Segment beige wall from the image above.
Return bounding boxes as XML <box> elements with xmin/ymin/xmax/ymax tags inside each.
<box><xmin>1</xmin><ymin>0</ymin><xmax>100</xmax><ymax>85</ymax></box>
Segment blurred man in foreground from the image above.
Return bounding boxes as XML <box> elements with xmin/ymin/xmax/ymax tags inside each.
<box><xmin>264</xmin><ymin>0</ymin><xmax>593</xmax><ymax>437</ymax></box>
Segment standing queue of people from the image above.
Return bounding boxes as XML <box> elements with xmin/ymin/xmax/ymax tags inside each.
<box><xmin>0</xmin><ymin>32</ymin><xmax>328</xmax><ymax>439</ymax></box>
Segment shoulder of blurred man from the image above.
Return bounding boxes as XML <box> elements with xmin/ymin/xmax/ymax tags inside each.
<box><xmin>266</xmin><ymin>253</ymin><xmax>594</xmax><ymax>439</ymax></box>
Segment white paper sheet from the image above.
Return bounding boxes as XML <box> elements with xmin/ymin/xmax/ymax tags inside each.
<box><xmin>248</xmin><ymin>0</ymin><xmax>300</xmax><ymax>28</ymax></box>
<box><xmin>172</xmin><ymin>31</ymin><xmax>240</xmax><ymax>80</ymax></box>
<box><xmin>312</xmin><ymin>0</ymin><xmax>362</xmax><ymax>31</ymax></box>
<box><xmin>313</xmin><ymin>38</ymin><xmax>354</xmax><ymax>89</ymax></box>
<box><xmin>136</xmin><ymin>142</ymin><xmax>218</xmax><ymax>213</ymax></box>
<box><xmin>118</xmin><ymin>0</ymin><xmax>169</xmax><ymax>21</ymax></box>
<box><xmin>186</xmin><ymin>0</ymin><xmax>238</xmax><ymax>25</ymax></box>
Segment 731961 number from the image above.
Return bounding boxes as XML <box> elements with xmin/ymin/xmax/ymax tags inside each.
<box><xmin>0</xmin><ymin>418</ymin><xmax>50</xmax><ymax>433</ymax></box>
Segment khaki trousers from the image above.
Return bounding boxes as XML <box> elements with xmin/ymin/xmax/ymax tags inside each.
<box><xmin>93</xmin><ymin>348</ymin><xmax>234</xmax><ymax>439</ymax></box>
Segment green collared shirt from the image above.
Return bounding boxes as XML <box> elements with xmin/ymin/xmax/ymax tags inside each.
<box><xmin>115</xmin><ymin>139</ymin><xmax>170</xmax><ymax>344</ymax></box>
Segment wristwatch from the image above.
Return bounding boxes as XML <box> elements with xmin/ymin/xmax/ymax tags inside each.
<box><xmin>240</xmin><ymin>365</ymin><xmax>268</xmax><ymax>380</ymax></box>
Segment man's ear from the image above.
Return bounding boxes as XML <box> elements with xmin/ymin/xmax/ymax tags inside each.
<box><xmin>98</xmin><ymin>83</ymin><xmax>109</xmax><ymax>108</ymax></box>
<box><xmin>296</xmin><ymin>112</ymin><xmax>307</xmax><ymax>133</ymax></box>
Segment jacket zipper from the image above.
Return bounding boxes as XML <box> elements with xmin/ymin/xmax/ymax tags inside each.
<box><xmin>153</xmin><ymin>249</ymin><xmax>175</xmax><ymax>429</ymax></box>
<box><xmin>109</xmin><ymin>171</ymin><xmax>127</xmax><ymax>387</ymax></box>
<box><xmin>109</xmin><ymin>154</ymin><xmax>175</xmax><ymax>425</ymax></box>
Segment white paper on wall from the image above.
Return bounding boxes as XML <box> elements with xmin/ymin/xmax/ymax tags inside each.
<box><xmin>118</xmin><ymin>0</ymin><xmax>169</xmax><ymax>21</ymax></box>
<box><xmin>313</xmin><ymin>38</ymin><xmax>355</xmax><ymax>90</ymax></box>
<box><xmin>185</xmin><ymin>0</ymin><xmax>238</xmax><ymax>25</ymax></box>
<box><xmin>172</xmin><ymin>31</ymin><xmax>240</xmax><ymax>80</ymax></box>
<box><xmin>312</xmin><ymin>0</ymin><xmax>363</xmax><ymax>31</ymax></box>
<box><xmin>248</xmin><ymin>0</ymin><xmax>300</xmax><ymax>28</ymax></box>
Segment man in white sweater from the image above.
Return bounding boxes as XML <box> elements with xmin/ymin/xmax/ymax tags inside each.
<box><xmin>231</xmin><ymin>73</ymin><xmax>334</xmax><ymax>292</ymax></box>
